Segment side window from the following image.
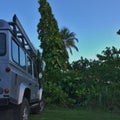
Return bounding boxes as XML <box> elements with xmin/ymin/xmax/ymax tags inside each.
<box><xmin>0</xmin><ymin>33</ymin><xmax>6</xmax><ymax>56</ymax></box>
<box><xmin>27</xmin><ymin>56</ymin><xmax>32</xmax><ymax>75</ymax></box>
<box><xmin>20</xmin><ymin>48</ymin><xmax>26</xmax><ymax>69</ymax></box>
<box><xmin>12</xmin><ymin>40</ymin><xmax>19</xmax><ymax>63</ymax></box>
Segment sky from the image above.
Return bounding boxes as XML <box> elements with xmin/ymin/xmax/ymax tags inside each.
<box><xmin>0</xmin><ymin>0</ymin><xmax>120</xmax><ymax>62</ymax></box>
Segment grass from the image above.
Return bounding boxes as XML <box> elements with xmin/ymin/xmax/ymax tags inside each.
<box><xmin>30</xmin><ymin>108</ymin><xmax>120</xmax><ymax>120</ymax></box>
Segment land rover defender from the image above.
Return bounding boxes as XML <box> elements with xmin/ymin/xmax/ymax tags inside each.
<box><xmin>0</xmin><ymin>15</ymin><xmax>44</xmax><ymax>120</ymax></box>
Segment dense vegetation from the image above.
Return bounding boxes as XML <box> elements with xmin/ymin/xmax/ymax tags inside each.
<box><xmin>43</xmin><ymin>47</ymin><xmax>120</xmax><ymax>110</ymax></box>
<box><xmin>37</xmin><ymin>0</ymin><xmax>120</xmax><ymax>111</ymax></box>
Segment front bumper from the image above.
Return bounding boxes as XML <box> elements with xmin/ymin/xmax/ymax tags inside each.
<box><xmin>0</xmin><ymin>98</ymin><xmax>9</xmax><ymax>106</ymax></box>
<box><xmin>0</xmin><ymin>97</ymin><xmax>18</xmax><ymax>107</ymax></box>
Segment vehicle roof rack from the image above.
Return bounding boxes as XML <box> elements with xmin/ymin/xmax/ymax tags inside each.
<box><xmin>9</xmin><ymin>14</ymin><xmax>37</xmax><ymax>57</ymax></box>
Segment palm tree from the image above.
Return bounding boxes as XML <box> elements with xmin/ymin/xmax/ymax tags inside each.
<box><xmin>117</xmin><ymin>29</ymin><xmax>120</xmax><ymax>35</ymax></box>
<box><xmin>60</xmin><ymin>27</ymin><xmax>79</xmax><ymax>54</ymax></box>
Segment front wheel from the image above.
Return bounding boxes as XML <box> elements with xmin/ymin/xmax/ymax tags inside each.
<box><xmin>13</xmin><ymin>98</ymin><xmax>30</xmax><ymax>120</ymax></box>
<box><xmin>39</xmin><ymin>99</ymin><xmax>44</xmax><ymax>112</ymax></box>
<box><xmin>31</xmin><ymin>99</ymin><xmax>44</xmax><ymax>114</ymax></box>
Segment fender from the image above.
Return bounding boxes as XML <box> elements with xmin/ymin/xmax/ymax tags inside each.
<box><xmin>17</xmin><ymin>83</ymin><xmax>28</xmax><ymax>104</ymax></box>
<box><xmin>37</xmin><ymin>88</ymin><xmax>43</xmax><ymax>101</ymax></box>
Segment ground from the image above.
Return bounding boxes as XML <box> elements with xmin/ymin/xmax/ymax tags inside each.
<box><xmin>0</xmin><ymin>108</ymin><xmax>119</xmax><ymax>120</ymax></box>
<box><xmin>30</xmin><ymin>108</ymin><xmax>120</xmax><ymax>120</ymax></box>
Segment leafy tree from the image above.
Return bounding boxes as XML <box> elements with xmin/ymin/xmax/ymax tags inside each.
<box><xmin>37</xmin><ymin>0</ymin><xmax>69</xmax><ymax>71</ymax></box>
<box><xmin>96</xmin><ymin>46</ymin><xmax>120</xmax><ymax>66</ymax></box>
<box><xmin>60</xmin><ymin>27</ymin><xmax>79</xmax><ymax>54</ymax></box>
<box><xmin>71</xmin><ymin>57</ymin><xmax>90</xmax><ymax>71</ymax></box>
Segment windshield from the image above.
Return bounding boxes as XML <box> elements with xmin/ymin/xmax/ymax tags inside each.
<box><xmin>0</xmin><ymin>33</ymin><xmax>6</xmax><ymax>56</ymax></box>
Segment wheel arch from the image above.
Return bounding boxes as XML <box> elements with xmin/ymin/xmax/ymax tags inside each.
<box><xmin>24</xmin><ymin>88</ymin><xmax>31</xmax><ymax>102</ymax></box>
<box><xmin>17</xmin><ymin>83</ymin><xmax>31</xmax><ymax>104</ymax></box>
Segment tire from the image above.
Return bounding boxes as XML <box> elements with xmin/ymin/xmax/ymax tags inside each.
<box><xmin>13</xmin><ymin>98</ymin><xmax>30</xmax><ymax>120</ymax></box>
<box><xmin>39</xmin><ymin>99</ymin><xmax>44</xmax><ymax>112</ymax></box>
<box><xmin>31</xmin><ymin>99</ymin><xmax>44</xmax><ymax>114</ymax></box>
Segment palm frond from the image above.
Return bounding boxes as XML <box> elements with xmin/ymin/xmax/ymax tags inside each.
<box><xmin>60</xmin><ymin>27</ymin><xmax>79</xmax><ymax>54</ymax></box>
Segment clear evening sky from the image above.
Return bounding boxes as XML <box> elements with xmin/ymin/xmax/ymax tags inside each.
<box><xmin>0</xmin><ymin>0</ymin><xmax>120</xmax><ymax>62</ymax></box>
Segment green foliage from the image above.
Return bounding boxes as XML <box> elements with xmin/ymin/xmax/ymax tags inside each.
<box><xmin>43</xmin><ymin>46</ymin><xmax>120</xmax><ymax>110</ymax></box>
<box><xmin>37</xmin><ymin>0</ymin><xmax>68</xmax><ymax>71</ymax></box>
<box><xmin>43</xmin><ymin>81</ymin><xmax>68</xmax><ymax>106</ymax></box>
<box><xmin>43</xmin><ymin>70</ymin><xmax>76</xmax><ymax>107</ymax></box>
<box><xmin>36</xmin><ymin>0</ymin><xmax>119</xmax><ymax>111</ymax></box>
<box><xmin>71</xmin><ymin>47</ymin><xmax>120</xmax><ymax>109</ymax></box>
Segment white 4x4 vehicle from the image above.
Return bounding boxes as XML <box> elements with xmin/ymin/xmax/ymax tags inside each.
<box><xmin>0</xmin><ymin>15</ymin><xmax>44</xmax><ymax>120</ymax></box>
